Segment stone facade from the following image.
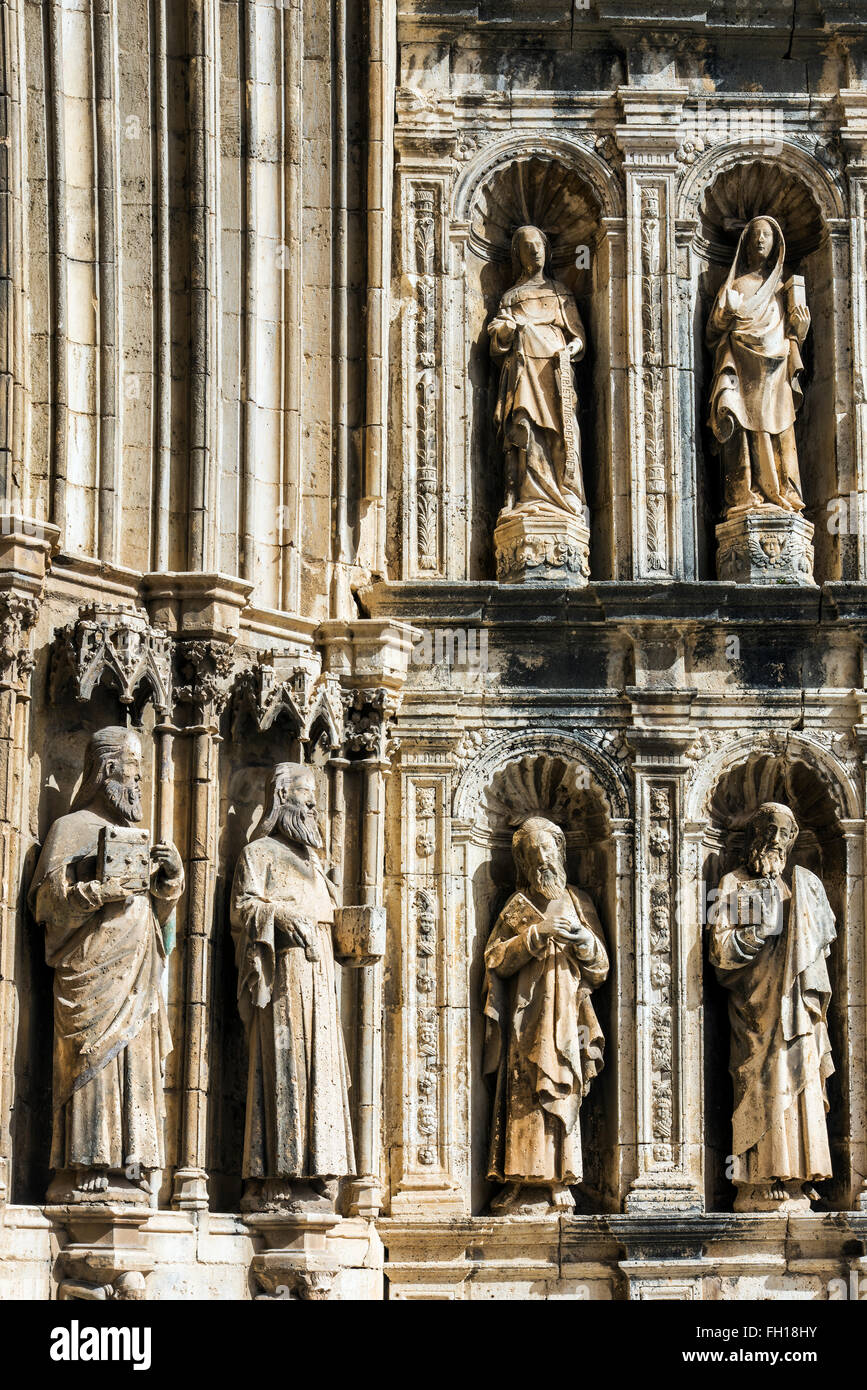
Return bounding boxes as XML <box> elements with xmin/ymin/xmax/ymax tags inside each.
<box><xmin>3</xmin><ymin>0</ymin><xmax>867</xmax><ymax>1300</ymax></box>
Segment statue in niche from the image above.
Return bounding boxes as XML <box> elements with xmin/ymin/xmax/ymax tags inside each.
<box><xmin>707</xmin><ymin>216</ymin><xmax>811</xmax><ymax>518</ymax></box>
<box><xmin>230</xmin><ymin>762</ymin><xmax>354</xmax><ymax>1212</ymax></box>
<box><xmin>482</xmin><ymin>815</ymin><xmax>609</xmax><ymax>1214</ymax></box>
<box><xmin>28</xmin><ymin>727</ymin><xmax>183</xmax><ymax>1201</ymax></box>
<box><xmin>709</xmin><ymin>801</ymin><xmax>836</xmax><ymax>1212</ymax></box>
<box><xmin>488</xmin><ymin>225</ymin><xmax>587</xmax><ymax>524</ymax></box>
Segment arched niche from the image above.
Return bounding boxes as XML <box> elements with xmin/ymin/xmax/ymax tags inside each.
<box><xmin>453</xmin><ymin>734</ymin><xmax>631</xmax><ymax>1215</ymax></box>
<box><xmin>211</xmin><ymin>686</ymin><xmax>356</xmax><ymax>1213</ymax></box>
<box><xmin>689</xmin><ymin>743</ymin><xmax>858</xmax><ymax>1213</ymax></box>
<box><xmin>455</xmin><ymin>141</ymin><xmax>624</xmax><ymax>582</ymax></box>
<box><xmin>678</xmin><ymin>145</ymin><xmax>848</xmax><ymax>582</ymax></box>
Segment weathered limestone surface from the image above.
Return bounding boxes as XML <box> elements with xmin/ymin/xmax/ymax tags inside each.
<box><xmin>4</xmin><ymin>0</ymin><xmax>867</xmax><ymax>1300</ymax></box>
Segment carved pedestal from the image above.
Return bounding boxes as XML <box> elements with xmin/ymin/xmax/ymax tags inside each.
<box><xmin>494</xmin><ymin>511</ymin><xmax>591</xmax><ymax>586</ymax></box>
<box><xmin>716</xmin><ymin>510</ymin><xmax>816</xmax><ymax>586</ymax></box>
<box><xmin>246</xmin><ymin>1211</ymin><xmax>341</xmax><ymax>1301</ymax></box>
<box><xmin>49</xmin><ymin>1204</ymin><xmax>153</xmax><ymax>1301</ymax></box>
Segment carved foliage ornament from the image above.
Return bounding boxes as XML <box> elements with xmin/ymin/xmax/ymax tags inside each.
<box><xmin>0</xmin><ymin>593</ymin><xmax>39</xmax><ymax>689</ymax></box>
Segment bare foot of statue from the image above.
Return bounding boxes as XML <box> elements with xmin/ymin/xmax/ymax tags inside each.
<box><xmin>769</xmin><ymin>1180</ymin><xmax>788</xmax><ymax>1201</ymax></box>
<box><xmin>76</xmin><ymin>1168</ymin><xmax>109</xmax><ymax>1194</ymax></box>
<box><xmin>489</xmin><ymin>1181</ymin><xmax>523</xmax><ymax>1213</ymax></box>
<box><xmin>804</xmin><ymin>1186</ymin><xmax>821</xmax><ymax>1202</ymax></box>
<box><xmin>310</xmin><ymin>1176</ymin><xmax>339</xmax><ymax>1208</ymax></box>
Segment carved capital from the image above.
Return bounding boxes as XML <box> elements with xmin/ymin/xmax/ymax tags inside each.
<box><xmin>0</xmin><ymin>592</ymin><xmax>40</xmax><ymax>690</ymax></box>
<box><xmin>173</xmin><ymin>639</ymin><xmax>235</xmax><ymax>724</ymax></box>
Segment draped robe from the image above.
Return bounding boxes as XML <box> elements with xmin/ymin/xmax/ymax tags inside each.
<box><xmin>710</xmin><ymin>865</ymin><xmax>835</xmax><ymax>1183</ymax></box>
<box><xmin>489</xmin><ymin>278</ymin><xmax>586</xmax><ymax>517</ymax></box>
<box><xmin>482</xmin><ymin>886</ymin><xmax>608</xmax><ymax>1184</ymax></box>
<box><xmin>230</xmin><ymin>834</ymin><xmax>355</xmax><ymax>1180</ymax></box>
<box><xmin>28</xmin><ymin>808</ymin><xmax>181</xmax><ymax>1172</ymax></box>
<box><xmin>707</xmin><ymin>217</ymin><xmax>806</xmax><ymax>516</ymax></box>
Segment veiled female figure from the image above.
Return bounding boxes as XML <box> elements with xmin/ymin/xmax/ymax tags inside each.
<box><xmin>707</xmin><ymin>216</ymin><xmax>811</xmax><ymax>518</ymax></box>
<box><xmin>488</xmin><ymin>225</ymin><xmax>587</xmax><ymax>522</ymax></box>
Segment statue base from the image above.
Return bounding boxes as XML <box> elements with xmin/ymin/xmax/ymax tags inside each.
<box><xmin>245</xmin><ymin>1210</ymin><xmax>342</xmax><ymax>1301</ymax></box>
<box><xmin>46</xmin><ymin>1201</ymin><xmax>154</xmax><ymax>1300</ymax></box>
<box><xmin>716</xmin><ymin>509</ymin><xmax>816</xmax><ymax>586</ymax></box>
<box><xmin>494</xmin><ymin>510</ymin><xmax>590</xmax><ymax>586</ymax></box>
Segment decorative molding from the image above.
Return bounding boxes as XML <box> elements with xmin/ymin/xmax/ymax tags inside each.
<box><xmin>51</xmin><ymin>602</ymin><xmax>172</xmax><ymax>713</ymax></box>
<box><xmin>452</xmin><ymin>728</ymin><xmax>631</xmax><ymax>824</ymax></box>
<box><xmin>639</xmin><ymin>186</ymin><xmax>669</xmax><ymax>576</ymax></box>
<box><xmin>412</xmin><ymin>186</ymin><xmax>440</xmax><ymax>572</ymax></box>
<box><xmin>647</xmin><ymin>784</ymin><xmax>674</xmax><ymax>1163</ymax></box>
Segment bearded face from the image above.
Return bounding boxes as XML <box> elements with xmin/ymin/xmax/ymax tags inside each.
<box><xmin>530</xmin><ymin>860</ymin><xmax>567</xmax><ymax>901</ymax></box>
<box><xmin>747</xmin><ymin>815</ymin><xmax>792</xmax><ymax>878</ymax></box>
<box><xmin>104</xmin><ymin>775</ymin><xmax>143</xmax><ymax>824</ymax></box>
<box><xmin>277</xmin><ymin>787</ymin><xmax>323</xmax><ymax>850</ymax></box>
<box><xmin>519</xmin><ymin>829</ymin><xmax>567</xmax><ymax>901</ymax></box>
<box><xmin>100</xmin><ymin>753</ymin><xmax>143</xmax><ymax>824</ymax></box>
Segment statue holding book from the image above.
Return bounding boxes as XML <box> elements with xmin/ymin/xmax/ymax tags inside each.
<box><xmin>707</xmin><ymin>216</ymin><xmax>816</xmax><ymax>584</ymax></box>
<box><xmin>28</xmin><ymin>726</ymin><xmax>183</xmax><ymax>1203</ymax></box>
<box><xmin>481</xmin><ymin>815</ymin><xmax>609</xmax><ymax>1214</ymax></box>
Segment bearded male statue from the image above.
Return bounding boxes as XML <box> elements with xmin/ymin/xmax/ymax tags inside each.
<box><xmin>230</xmin><ymin>762</ymin><xmax>355</xmax><ymax>1212</ymax></box>
<box><xmin>482</xmin><ymin>815</ymin><xmax>608</xmax><ymax>1214</ymax></box>
<box><xmin>710</xmin><ymin>801</ymin><xmax>836</xmax><ymax>1212</ymax></box>
<box><xmin>28</xmin><ymin>727</ymin><xmax>184</xmax><ymax>1201</ymax></box>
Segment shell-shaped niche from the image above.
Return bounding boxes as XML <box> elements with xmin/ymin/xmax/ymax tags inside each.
<box><xmin>480</xmin><ymin>752</ymin><xmax>608</xmax><ymax>840</ymax></box>
<box><xmin>707</xmin><ymin>751</ymin><xmax>841</xmax><ymax>835</ymax></box>
<box><xmin>700</xmin><ymin>159</ymin><xmax>825</xmax><ymax>263</ymax></box>
<box><xmin>470</xmin><ymin>155</ymin><xmax>600</xmax><ymax>270</ymax></box>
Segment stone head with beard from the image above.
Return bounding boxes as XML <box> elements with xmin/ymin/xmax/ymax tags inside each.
<box><xmin>513</xmin><ymin>816</ymin><xmax>568</xmax><ymax>902</ymax></box>
<box><xmin>746</xmin><ymin>801</ymin><xmax>798</xmax><ymax>878</ymax></box>
<box><xmin>72</xmin><ymin>726</ymin><xmax>143</xmax><ymax>824</ymax></box>
<box><xmin>257</xmin><ymin>762</ymin><xmax>323</xmax><ymax>850</ymax></box>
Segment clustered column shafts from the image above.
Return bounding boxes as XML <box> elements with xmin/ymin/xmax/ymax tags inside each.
<box><xmin>46</xmin><ymin>0</ymin><xmax>68</xmax><ymax>541</ymax></box>
<box><xmin>186</xmin><ymin>0</ymin><xmax>220</xmax><ymax>574</ymax></box>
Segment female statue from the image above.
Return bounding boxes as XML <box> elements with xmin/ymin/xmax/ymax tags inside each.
<box><xmin>488</xmin><ymin>225</ymin><xmax>587</xmax><ymax>523</ymax></box>
<box><xmin>707</xmin><ymin>216</ymin><xmax>811</xmax><ymax>517</ymax></box>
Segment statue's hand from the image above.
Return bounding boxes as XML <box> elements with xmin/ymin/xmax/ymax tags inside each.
<box><xmin>789</xmin><ymin>305</ymin><xmax>811</xmax><ymax>342</ymax></box>
<box><xmin>726</xmin><ymin>287</ymin><xmax>744</xmax><ymax>314</ymax></box>
<box><xmin>96</xmin><ymin>875</ymin><xmax>138</xmax><ymax>905</ymax></box>
<box><xmin>567</xmin><ymin>336</ymin><xmax>584</xmax><ymax>359</ymax></box>
<box><xmin>151</xmin><ymin>842</ymin><xmax>183</xmax><ymax>880</ymax></box>
<box><xmin>538</xmin><ymin>916</ymin><xmax>585</xmax><ymax>946</ymax></box>
<box><xmin>277</xmin><ymin>912</ymin><xmax>316</xmax><ymax>952</ymax></box>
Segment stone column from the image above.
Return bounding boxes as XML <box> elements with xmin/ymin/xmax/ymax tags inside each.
<box><xmin>625</xmin><ymin>688</ymin><xmax>704</xmax><ymax>1213</ymax></box>
<box><xmin>389</xmin><ymin>735</ymin><xmax>464</xmax><ymax>1217</ymax></box>
<box><xmin>616</xmin><ymin>87</ymin><xmax>688</xmax><ymax>580</ymax></box>
<box><xmin>319</xmin><ymin>619</ymin><xmax>416</xmax><ymax>1218</ymax></box>
<box><xmin>840</xmin><ymin>91</ymin><xmax>867</xmax><ymax>580</ymax></box>
<box><xmin>143</xmin><ymin>573</ymin><xmax>251</xmax><ymax>1211</ymax></box>
<box><xmin>0</xmin><ymin>516</ymin><xmax>58</xmax><ymax>1204</ymax></box>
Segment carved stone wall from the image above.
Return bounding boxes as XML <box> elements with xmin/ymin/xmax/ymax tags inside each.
<box><xmin>4</xmin><ymin>0</ymin><xmax>867</xmax><ymax>1305</ymax></box>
